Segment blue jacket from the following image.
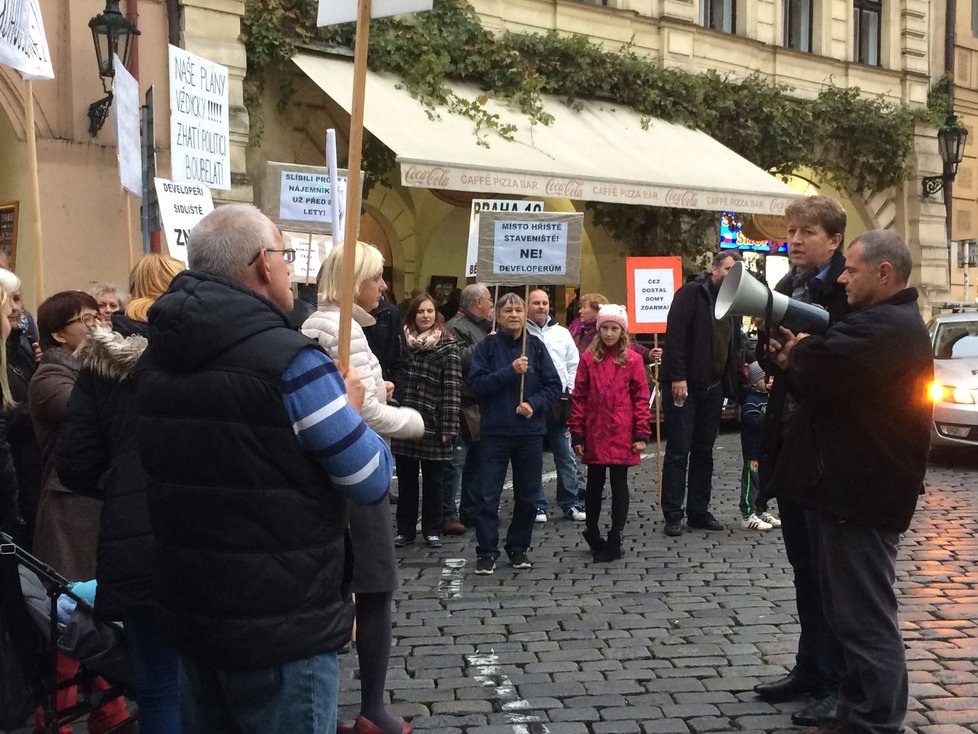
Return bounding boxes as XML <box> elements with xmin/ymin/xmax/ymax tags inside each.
<box><xmin>469</xmin><ymin>331</ymin><xmax>561</xmax><ymax>437</ymax></box>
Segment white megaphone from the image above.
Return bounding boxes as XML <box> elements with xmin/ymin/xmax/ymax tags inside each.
<box><xmin>715</xmin><ymin>261</ymin><xmax>830</xmax><ymax>334</ymax></box>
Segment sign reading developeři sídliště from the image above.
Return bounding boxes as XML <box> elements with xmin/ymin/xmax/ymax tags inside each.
<box><xmin>477</xmin><ymin>211</ymin><xmax>583</xmax><ymax>285</ymax></box>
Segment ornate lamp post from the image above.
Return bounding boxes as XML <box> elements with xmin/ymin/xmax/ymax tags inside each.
<box><xmin>88</xmin><ymin>0</ymin><xmax>140</xmax><ymax>136</ymax></box>
<box><xmin>922</xmin><ymin>114</ymin><xmax>969</xmax><ymax>198</ymax></box>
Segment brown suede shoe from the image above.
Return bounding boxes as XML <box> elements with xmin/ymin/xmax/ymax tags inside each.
<box><xmin>442</xmin><ymin>519</ymin><xmax>466</xmax><ymax>535</ymax></box>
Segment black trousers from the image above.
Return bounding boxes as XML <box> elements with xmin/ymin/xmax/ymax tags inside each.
<box><xmin>778</xmin><ymin>498</ymin><xmax>843</xmax><ymax>691</ymax></box>
<box><xmin>584</xmin><ymin>464</ymin><xmax>629</xmax><ymax>539</ymax></box>
<box><xmin>394</xmin><ymin>456</ymin><xmax>446</xmax><ymax>538</ymax></box>
<box><xmin>818</xmin><ymin>514</ymin><xmax>906</xmax><ymax>734</ymax></box>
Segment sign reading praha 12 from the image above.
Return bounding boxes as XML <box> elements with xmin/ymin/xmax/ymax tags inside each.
<box><xmin>169</xmin><ymin>45</ymin><xmax>230</xmax><ymax>191</ymax></box>
<box><xmin>626</xmin><ymin>257</ymin><xmax>682</xmax><ymax>334</ymax></box>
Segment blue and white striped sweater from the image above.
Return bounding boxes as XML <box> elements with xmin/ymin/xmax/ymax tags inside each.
<box><xmin>281</xmin><ymin>348</ymin><xmax>392</xmax><ymax>504</ymax></box>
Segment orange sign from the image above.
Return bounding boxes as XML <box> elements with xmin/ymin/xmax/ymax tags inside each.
<box><xmin>626</xmin><ymin>257</ymin><xmax>683</xmax><ymax>334</ymax></box>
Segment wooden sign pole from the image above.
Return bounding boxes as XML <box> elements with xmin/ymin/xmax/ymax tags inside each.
<box><xmin>654</xmin><ymin>333</ymin><xmax>663</xmax><ymax>506</ymax></box>
<box><xmin>24</xmin><ymin>80</ymin><xmax>44</xmax><ymax>303</ymax></box>
<box><xmin>519</xmin><ymin>283</ymin><xmax>528</xmax><ymax>403</ymax></box>
<box><xmin>125</xmin><ymin>192</ymin><xmax>135</xmax><ymax>275</ymax></box>
<box><xmin>337</xmin><ymin>0</ymin><xmax>372</xmax><ymax>371</ymax></box>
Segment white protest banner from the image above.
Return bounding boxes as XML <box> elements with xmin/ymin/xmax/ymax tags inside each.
<box><xmin>318</xmin><ymin>0</ymin><xmax>432</xmax><ymax>26</ymax></box>
<box><xmin>287</xmin><ymin>232</ymin><xmax>336</xmax><ymax>284</ymax></box>
<box><xmin>0</xmin><ymin>0</ymin><xmax>53</xmax><ymax>79</ymax></box>
<box><xmin>154</xmin><ymin>177</ymin><xmax>214</xmax><ymax>266</ymax></box>
<box><xmin>625</xmin><ymin>257</ymin><xmax>682</xmax><ymax>334</ymax></box>
<box><xmin>465</xmin><ymin>199</ymin><xmax>544</xmax><ymax>278</ymax></box>
<box><xmin>168</xmin><ymin>45</ymin><xmax>230</xmax><ymax>190</ymax></box>
<box><xmin>261</xmin><ymin>161</ymin><xmax>361</xmax><ymax>236</ymax></box>
<box><xmin>113</xmin><ymin>55</ymin><xmax>141</xmax><ymax>196</ymax></box>
<box><xmin>477</xmin><ymin>212</ymin><xmax>583</xmax><ymax>286</ymax></box>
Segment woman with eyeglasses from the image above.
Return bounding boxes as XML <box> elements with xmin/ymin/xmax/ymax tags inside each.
<box><xmin>29</xmin><ymin>290</ymin><xmax>132</xmax><ymax>734</ymax></box>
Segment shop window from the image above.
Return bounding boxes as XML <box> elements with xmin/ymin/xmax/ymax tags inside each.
<box><xmin>783</xmin><ymin>0</ymin><xmax>813</xmax><ymax>52</ymax></box>
<box><xmin>700</xmin><ymin>0</ymin><xmax>736</xmax><ymax>33</ymax></box>
<box><xmin>853</xmin><ymin>0</ymin><xmax>881</xmax><ymax>66</ymax></box>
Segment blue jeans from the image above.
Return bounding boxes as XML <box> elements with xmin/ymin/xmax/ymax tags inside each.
<box><xmin>442</xmin><ymin>434</ymin><xmax>481</xmax><ymax>523</ymax></box>
<box><xmin>474</xmin><ymin>434</ymin><xmax>543</xmax><ymax>559</ymax></box>
<box><xmin>661</xmin><ymin>381</ymin><xmax>725</xmax><ymax>522</ymax></box>
<box><xmin>178</xmin><ymin>653</ymin><xmax>338</xmax><ymax>734</ymax></box>
<box><xmin>124</xmin><ymin>615</ymin><xmax>180</xmax><ymax>734</ymax></box>
<box><xmin>535</xmin><ymin>425</ymin><xmax>580</xmax><ymax>513</ymax></box>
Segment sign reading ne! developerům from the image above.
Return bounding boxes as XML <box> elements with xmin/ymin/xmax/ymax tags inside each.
<box><xmin>465</xmin><ymin>199</ymin><xmax>544</xmax><ymax>278</ymax></box>
<box><xmin>477</xmin><ymin>212</ymin><xmax>583</xmax><ymax>286</ymax></box>
<box><xmin>168</xmin><ymin>45</ymin><xmax>230</xmax><ymax>190</ymax></box>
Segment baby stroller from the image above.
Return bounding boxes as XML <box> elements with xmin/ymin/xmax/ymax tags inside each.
<box><xmin>0</xmin><ymin>532</ymin><xmax>136</xmax><ymax>734</ymax></box>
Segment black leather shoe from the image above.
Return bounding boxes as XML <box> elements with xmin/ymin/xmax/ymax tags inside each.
<box><xmin>753</xmin><ymin>670</ymin><xmax>821</xmax><ymax>702</ymax></box>
<box><xmin>791</xmin><ymin>693</ymin><xmax>840</xmax><ymax>726</ymax></box>
<box><xmin>687</xmin><ymin>512</ymin><xmax>724</xmax><ymax>531</ymax></box>
<box><xmin>664</xmin><ymin>520</ymin><xmax>683</xmax><ymax>537</ymax></box>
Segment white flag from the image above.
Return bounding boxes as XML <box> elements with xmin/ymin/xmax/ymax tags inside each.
<box><xmin>318</xmin><ymin>0</ymin><xmax>432</xmax><ymax>27</ymax></box>
<box><xmin>0</xmin><ymin>0</ymin><xmax>54</xmax><ymax>80</ymax></box>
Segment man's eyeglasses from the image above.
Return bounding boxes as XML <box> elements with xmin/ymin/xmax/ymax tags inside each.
<box><xmin>66</xmin><ymin>313</ymin><xmax>105</xmax><ymax>328</ymax></box>
<box><xmin>248</xmin><ymin>248</ymin><xmax>297</xmax><ymax>266</ymax></box>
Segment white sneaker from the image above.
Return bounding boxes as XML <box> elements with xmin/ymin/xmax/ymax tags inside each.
<box><xmin>741</xmin><ymin>514</ymin><xmax>773</xmax><ymax>531</ymax></box>
<box><xmin>535</xmin><ymin>509</ymin><xmax>548</xmax><ymax>524</ymax></box>
<box><xmin>564</xmin><ymin>506</ymin><xmax>587</xmax><ymax>521</ymax></box>
<box><xmin>758</xmin><ymin>511</ymin><xmax>782</xmax><ymax>528</ymax></box>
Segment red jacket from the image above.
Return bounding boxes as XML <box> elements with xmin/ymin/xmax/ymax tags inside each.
<box><xmin>569</xmin><ymin>350</ymin><xmax>651</xmax><ymax>466</ymax></box>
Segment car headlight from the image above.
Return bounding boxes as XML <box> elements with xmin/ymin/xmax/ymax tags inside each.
<box><xmin>929</xmin><ymin>380</ymin><xmax>976</xmax><ymax>404</ymax></box>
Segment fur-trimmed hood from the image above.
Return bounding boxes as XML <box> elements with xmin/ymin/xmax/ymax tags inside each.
<box><xmin>73</xmin><ymin>326</ymin><xmax>148</xmax><ymax>382</ymax></box>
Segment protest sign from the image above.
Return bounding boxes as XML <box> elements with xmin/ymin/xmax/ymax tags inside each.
<box><xmin>261</xmin><ymin>162</ymin><xmax>361</xmax><ymax>236</ymax></box>
<box><xmin>154</xmin><ymin>177</ymin><xmax>214</xmax><ymax>266</ymax></box>
<box><xmin>626</xmin><ymin>257</ymin><xmax>682</xmax><ymax>334</ymax></box>
<box><xmin>0</xmin><ymin>0</ymin><xmax>53</xmax><ymax>80</ymax></box>
<box><xmin>465</xmin><ymin>199</ymin><xmax>544</xmax><ymax>278</ymax></box>
<box><xmin>168</xmin><ymin>45</ymin><xmax>230</xmax><ymax>190</ymax></box>
<box><xmin>286</xmin><ymin>232</ymin><xmax>336</xmax><ymax>284</ymax></box>
<box><xmin>113</xmin><ymin>55</ymin><xmax>141</xmax><ymax>196</ymax></box>
<box><xmin>477</xmin><ymin>212</ymin><xmax>583</xmax><ymax>286</ymax></box>
<box><xmin>318</xmin><ymin>0</ymin><xmax>432</xmax><ymax>25</ymax></box>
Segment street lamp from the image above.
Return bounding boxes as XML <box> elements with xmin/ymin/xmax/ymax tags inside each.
<box><xmin>87</xmin><ymin>0</ymin><xmax>140</xmax><ymax>137</ymax></box>
<box><xmin>922</xmin><ymin>114</ymin><xmax>969</xmax><ymax>198</ymax></box>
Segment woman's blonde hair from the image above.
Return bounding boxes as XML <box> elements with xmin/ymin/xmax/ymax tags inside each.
<box><xmin>126</xmin><ymin>254</ymin><xmax>185</xmax><ymax>322</ymax></box>
<box><xmin>588</xmin><ymin>323</ymin><xmax>630</xmax><ymax>366</ymax></box>
<box><xmin>0</xmin><ymin>285</ymin><xmax>16</xmax><ymax>411</ymax></box>
<box><xmin>317</xmin><ymin>241</ymin><xmax>385</xmax><ymax>306</ymax></box>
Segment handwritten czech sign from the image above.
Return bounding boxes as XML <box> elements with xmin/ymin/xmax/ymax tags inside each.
<box><xmin>626</xmin><ymin>257</ymin><xmax>682</xmax><ymax>334</ymax></box>
<box><xmin>477</xmin><ymin>212</ymin><xmax>583</xmax><ymax>286</ymax></box>
<box><xmin>154</xmin><ymin>177</ymin><xmax>214</xmax><ymax>266</ymax></box>
<box><xmin>465</xmin><ymin>199</ymin><xmax>544</xmax><ymax>278</ymax></box>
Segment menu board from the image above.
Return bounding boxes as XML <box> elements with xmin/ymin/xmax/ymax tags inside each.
<box><xmin>0</xmin><ymin>202</ymin><xmax>17</xmax><ymax>270</ymax></box>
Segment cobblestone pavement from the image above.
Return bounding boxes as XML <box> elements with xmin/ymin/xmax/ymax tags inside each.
<box><xmin>340</xmin><ymin>431</ymin><xmax>978</xmax><ymax>734</ymax></box>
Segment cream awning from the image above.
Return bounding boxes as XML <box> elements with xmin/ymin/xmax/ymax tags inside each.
<box><xmin>293</xmin><ymin>53</ymin><xmax>800</xmax><ymax>215</ymax></box>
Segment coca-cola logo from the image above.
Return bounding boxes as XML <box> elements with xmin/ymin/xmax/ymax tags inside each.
<box><xmin>545</xmin><ymin>179</ymin><xmax>584</xmax><ymax>198</ymax></box>
<box><xmin>664</xmin><ymin>189</ymin><xmax>700</xmax><ymax>208</ymax></box>
<box><xmin>403</xmin><ymin>166</ymin><xmax>451</xmax><ymax>188</ymax></box>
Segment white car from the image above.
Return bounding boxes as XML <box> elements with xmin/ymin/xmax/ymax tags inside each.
<box><xmin>928</xmin><ymin>311</ymin><xmax>978</xmax><ymax>449</ymax></box>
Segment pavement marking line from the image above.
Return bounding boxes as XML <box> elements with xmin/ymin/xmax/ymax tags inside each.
<box><xmin>438</xmin><ymin>558</ymin><xmax>466</xmax><ymax>600</ymax></box>
<box><xmin>466</xmin><ymin>651</ymin><xmax>548</xmax><ymax>733</ymax></box>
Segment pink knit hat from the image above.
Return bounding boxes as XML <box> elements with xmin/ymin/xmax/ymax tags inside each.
<box><xmin>596</xmin><ymin>304</ymin><xmax>629</xmax><ymax>331</ymax></box>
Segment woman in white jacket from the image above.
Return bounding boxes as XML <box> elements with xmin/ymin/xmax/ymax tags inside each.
<box><xmin>303</xmin><ymin>241</ymin><xmax>422</xmax><ymax>734</ymax></box>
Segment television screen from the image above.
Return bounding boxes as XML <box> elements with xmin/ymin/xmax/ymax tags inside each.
<box><xmin>719</xmin><ymin>212</ymin><xmax>788</xmax><ymax>254</ymax></box>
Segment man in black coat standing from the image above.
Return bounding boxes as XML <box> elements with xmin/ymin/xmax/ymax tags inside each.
<box><xmin>771</xmin><ymin>230</ymin><xmax>933</xmax><ymax>734</ymax></box>
<box><xmin>753</xmin><ymin>195</ymin><xmax>851</xmax><ymax>726</ymax></box>
<box><xmin>660</xmin><ymin>249</ymin><xmax>743</xmax><ymax>537</ymax></box>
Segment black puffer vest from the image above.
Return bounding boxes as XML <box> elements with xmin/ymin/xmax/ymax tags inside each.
<box><xmin>136</xmin><ymin>271</ymin><xmax>353</xmax><ymax>669</ymax></box>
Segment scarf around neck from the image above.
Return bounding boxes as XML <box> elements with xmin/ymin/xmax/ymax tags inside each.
<box><xmin>405</xmin><ymin>325</ymin><xmax>443</xmax><ymax>351</ymax></box>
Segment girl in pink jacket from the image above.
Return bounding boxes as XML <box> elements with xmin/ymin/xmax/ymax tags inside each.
<box><xmin>569</xmin><ymin>304</ymin><xmax>651</xmax><ymax>562</ymax></box>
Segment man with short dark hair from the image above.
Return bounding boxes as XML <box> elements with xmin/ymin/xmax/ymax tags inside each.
<box><xmin>754</xmin><ymin>195</ymin><xmax>851</xmax><ymax>726</ymax></box>
<box><xmin>136</xmin><ymin>204</ymin><xmax>393</xmax><ymax>734</ymax></box>
<box><xmin>771</xmin><ymin>230</ymin><xmax>932</xmax><ymax>734</ymax></box>
<box><xmin>660</xmin><ymin>249</ymin><xmax>743</xmax><ymax>537</ymax></box>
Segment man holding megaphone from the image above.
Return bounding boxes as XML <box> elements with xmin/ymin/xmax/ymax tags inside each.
<box><xmin>751</xmin><ymin>196</ymin><xmax>853</xmax><ymax>727</ymax></box>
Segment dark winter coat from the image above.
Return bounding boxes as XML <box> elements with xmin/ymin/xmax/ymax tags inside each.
<box><xmin>391</xmin><ymin>337</ymin><xmax>462</xmax><ymax>461</ymax></box>
<box><xmin>739</xmin><ymin>388</ymin><xmax>768</xmax><ymax>462</ymax></box>
<box><xmin>136</xmin><ymin>270</ymin><xmax>355</xmax><ymax>669</ymax></box>
<box><xmin>759</xmin><ymin>250</ymin><xmax>853</xmax><ymax>498</ymax></box>
<box><xmin>6</xmin><ymin>315</ymin><xmax>41</xmax><ymax>532</ymax></box>
<box><xmin>29</xmin><ymin>346</ymin><xmax>102</xmax><ymax>581</ymax></box>
<box><xmin>55</xmin><ymin>327</ymin><xmax>154</xmax><ymax>620</ymax></box>
<box><xmin>363</xmin><ymin>298</ymin><xmax>408</xmax><ymax>385</ymax></box>
<box><xmin>569</xmin><ymin>349</ymin><xmax>651</xmax><ymax>466</ymax></box>
<box><xmin>661</xmin><ymin>271</ymin><xmax>742</xmax><ymax>397</ymax></box>
<box><xmin>445</xmin><ymin>307</ymin><xmax>492</xmax><ymax>406</ymax></box>
<box><xmin>773</xmin><ymin>288</ymin><xmax>933</xmax><ymax>532</ymax></box>
<box><xmin>469</xmin><ymin>331</ymin><xmax>561</xmax><ymax>437</ymax></box>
